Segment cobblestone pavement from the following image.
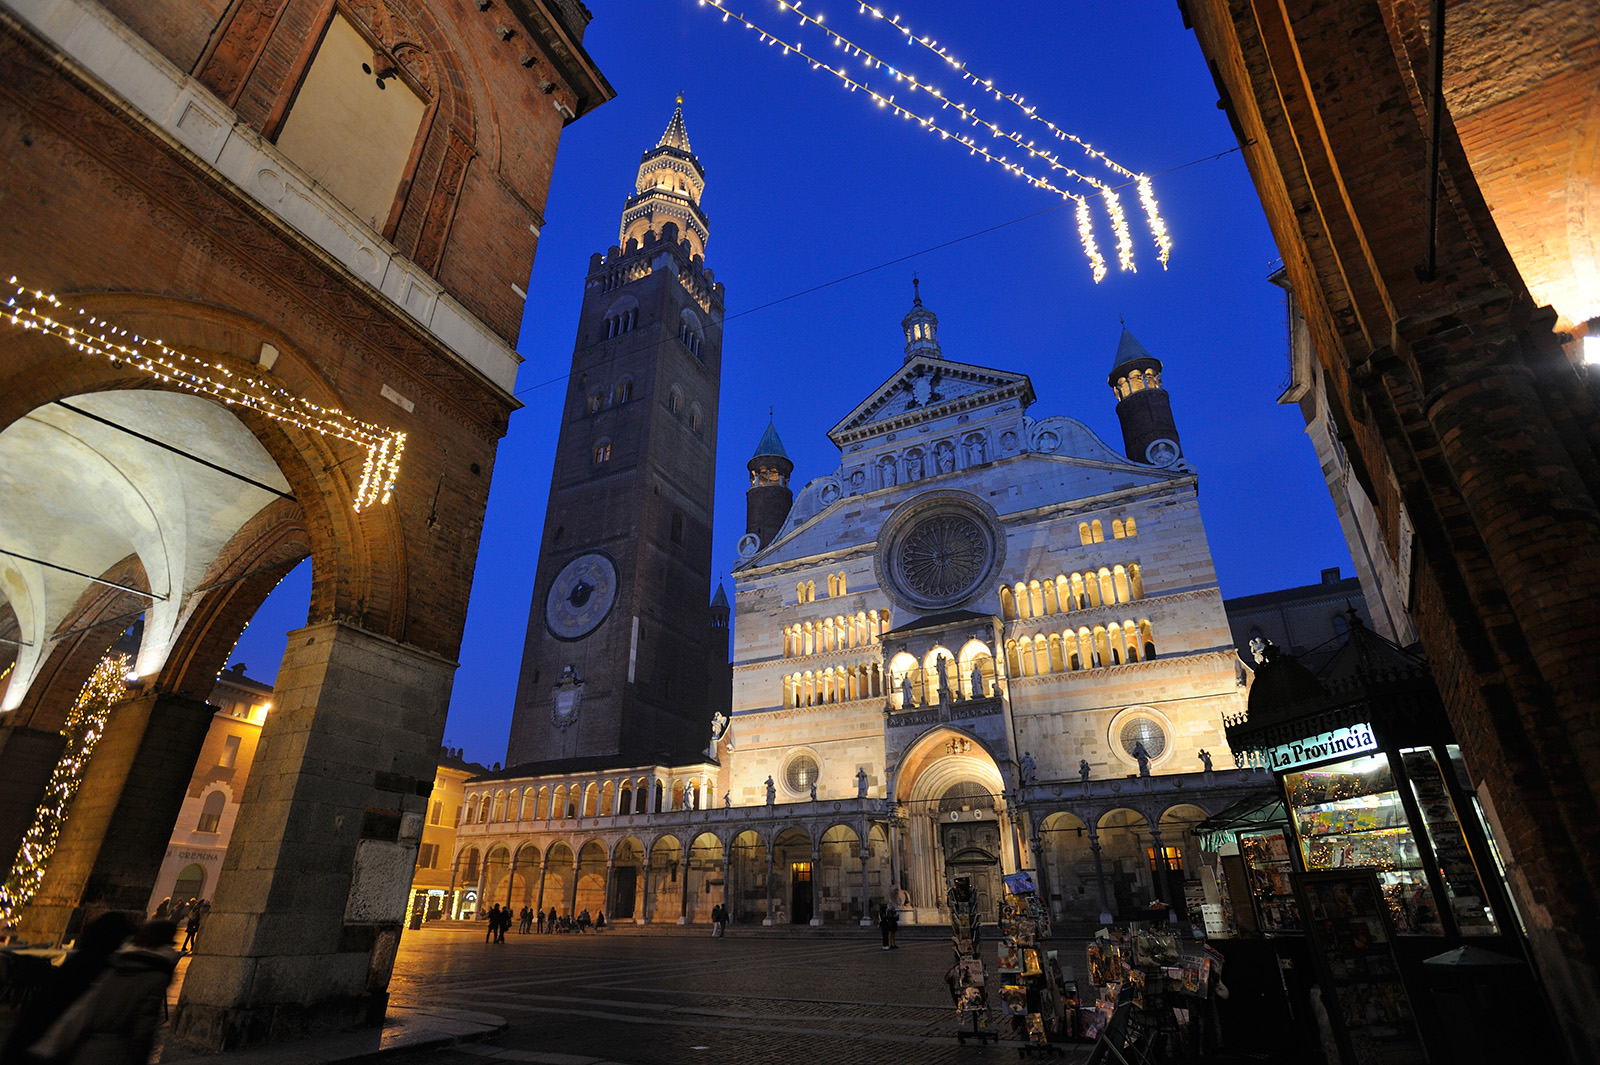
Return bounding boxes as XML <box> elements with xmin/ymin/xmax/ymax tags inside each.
<box><xmin>383</xmin><ymin>927</ymin><xmax>1093</xmax><ymax>1065</ymax></box>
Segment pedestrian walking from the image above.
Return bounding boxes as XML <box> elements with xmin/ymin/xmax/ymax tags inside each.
<box><xmin>28</xmin><ymin>919</ymin><xmax>180</xmax><ymax>1065</ymax></box>
<box><xmin>180</xmin><ymin>899</ymin><xmax>208</xmax><ymax>952</ymax></box>
<box><xmin>485</xmin><ymin>904</ymin><xmax>500</xmax><ymax>943</ymax></box>
<box><xmin>595</xmin><ymin>911</ymin><xmax>606</xmax><ymax>932</ymax></box>
<box><xmin>0</xmin><ymin>910</ymin><xmax>135</xmax><ymax>1065</ymax></box>
<box><xmin>878</xmin><ymin>898</ymin><xmax>899</xmax><ymax>950</ymax></box>
<box><xmin>710</xmin><ymin>903</ymin><xmax>724</xmax><ymax>937</ymax></box>
<box><xmin>577</xmin><ymin>908</ymin><xmax>591</xmax><ymax>933</ymax></box>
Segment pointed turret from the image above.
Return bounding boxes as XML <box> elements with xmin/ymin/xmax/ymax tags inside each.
<box><xmin>746</xmin><ymin>419</ymin><xmax>794</xmax><ymax>549</ymax></box>
<box><xmin>1108</xmin><ymin>326</ymin><xmax>1181</xmax><ymax>466</ymax></box>
<box><xmin>901</xmin><ymin>277</ymin><xmax>942</xmax><ymax>362</ymax></box>
<box><xmin>620</xmin><ymin>95</ymin><xmax>710</xmax><ymax>258</ymax></box>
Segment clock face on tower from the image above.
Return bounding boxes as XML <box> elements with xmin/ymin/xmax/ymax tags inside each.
<box><xmin>544</xmin><ymin>551</ymin><xmax>619</xmax><ymax>641</ymax></box>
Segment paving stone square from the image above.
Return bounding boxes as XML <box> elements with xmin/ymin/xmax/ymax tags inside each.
<box><xmin>382</xmin><ymin>927</ymin><xmax>1093</xmax><ymax>1065</ymax></box>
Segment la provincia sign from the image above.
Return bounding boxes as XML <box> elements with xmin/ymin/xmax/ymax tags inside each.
<box><xmin>1266</xmin><ymin>723</ymin><xmax>1378</xmax><ymax>772</ymax></box>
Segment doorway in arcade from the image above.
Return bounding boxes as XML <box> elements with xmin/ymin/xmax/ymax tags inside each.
<box><xmin>939</xmin><ymin>782</ymin><xmax>1003</xmax><ymax>919</ymax></box>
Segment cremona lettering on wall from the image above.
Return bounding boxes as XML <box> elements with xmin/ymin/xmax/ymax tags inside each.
<box><xmin>1265</xmin><ymin>723</ymin><xmax>1378</xmax><ymax>772</ymax></box>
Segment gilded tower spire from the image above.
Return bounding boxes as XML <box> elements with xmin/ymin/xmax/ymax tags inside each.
<box><xmin>620</xmin><ymin>96</ymin><xmax>709</xmax><ymax>259</ymax></box>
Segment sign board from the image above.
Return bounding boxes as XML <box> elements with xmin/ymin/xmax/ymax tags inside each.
<box><xmin>1264</xmin><ymin>722</ymin><xmax>1377</xmax><ymax>772</ymax></box>
<box><xmin>1003</xmin><ymin>871</ymin><xmax>1037</xmax><ymax>894</ymax></box>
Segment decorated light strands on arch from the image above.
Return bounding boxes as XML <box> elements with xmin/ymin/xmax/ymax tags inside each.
<box><xmin>0</xmin><ymin>654</ymin><xmax>130</xmax><ymax>927</ymax></box>
<box><xmin>3</xmin><ymin>280</ymin><xmax>406</xmax><ymax>512</ymax></box>
<box><xmin>696</xmin><ymin>1</ymin><xmax>1110</xmax><ymax>281</ymax></box>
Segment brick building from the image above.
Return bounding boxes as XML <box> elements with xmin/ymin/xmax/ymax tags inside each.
<box><xmin>1183</xmin><ymin>0</ymin><xmax>1600</xmax><ymax>1054</ymax></box>
<box><xmin>0</xmin><ymin>0</ymin><xmax>609</xmax><ymax>1047</ymax></box>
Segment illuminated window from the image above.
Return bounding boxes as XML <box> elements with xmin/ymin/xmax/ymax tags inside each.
<box><xmin>1119</xmin><ymin>716</ymin><xmax>1167</xmax><ymax>760</ymax></box>
<box><xmin>785</xmin><ymin>753</ymin><xmax>820</xmax><ymax>793</ymax></box>
<box><xmin>218</xmin><ymin>734</ymin><xmax>241</xmax><ymax>769</ymax></box>
<box><xmin>593</xmin><ymin>439</ymin><xmax>611</xmax><ymax>464</ymax></box>
<box><xmin>430</xmin><ymin>801</ymin><xmax>442</xmax><ymax>826</ymax></box>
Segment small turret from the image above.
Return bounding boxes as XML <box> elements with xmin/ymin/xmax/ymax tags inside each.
<box><xmin>1108</xmin><ymin>327</ymin><xmax>1181</xmax><ymax>466</ymax></box>
<box><xmin>746</xmin><ymin>419</ymin><xmax>794</xmax><ymax>549</ymax></box>
<box><xmin>901</xmin><ymin>277</ymin><xmax>941</xmax><ymax>362</ymax></box>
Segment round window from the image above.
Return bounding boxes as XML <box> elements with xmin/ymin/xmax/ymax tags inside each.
<box><xmin>1119</xmin><ymin>717</ymin><xmax>1167</xmax><ymax>760</ymax></box>
<box><xmin>785</xmin><ymin>753</ymin><xmax>820</xmax><ymax>793</ymax></box>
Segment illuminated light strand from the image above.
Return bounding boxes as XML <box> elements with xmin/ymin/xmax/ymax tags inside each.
<box><xmin>838</xmin><ymin>1</ymin><xmax>1177</xmax><ymax>265</ymax></box>
<box><xmin>0</xmin><ymin>654</ymin><xmax>129</xmax><ymax>927</ymax></box>
<box><xmin>697</xmin><ymin>1</ymin><xmax>1107</xmax><ymax>281</ymax></box>
<box><xmin>3</xmin><ymin>281</ymin><xmax>406</xmax><ymax>512</ymax></box>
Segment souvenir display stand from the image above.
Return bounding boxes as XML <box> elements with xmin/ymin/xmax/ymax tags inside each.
<box><xmin>1083</xmin><ymin>924</ymin><xmax>1224</xmax><ymax>1060</ymax></box>
<box><xmin>946</xmin><ymin>875</ymin><xmax>996</xmax><ymax>1045</ymax></box>
<box><xmin>995</xmin><ymin>871</ymin><xmax>1067</xmax><ymax>1056</ymax></box>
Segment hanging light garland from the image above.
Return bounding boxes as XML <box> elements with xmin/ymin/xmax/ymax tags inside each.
<box><xmin>696</xmin><ymin>0</ymin><xmax>1107</xmax><ymax>281</ymax></box>
<box><xmin>3</xmin><ymin>280</ymin><xmax>406</xmax><ymax>512</ymax></box>
<box><xmin>828</xmin><ymin>1</ymin><xmax>1174</xmax><ymax>269</ymax></box>
<box><xmin>0</xmin><ymin>654</ymin><xmax>129</xmax><ymax>929</ymax></box>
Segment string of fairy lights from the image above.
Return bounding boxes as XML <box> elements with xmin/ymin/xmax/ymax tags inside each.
<box><xmin>0</xmin><ymin>654</ymin><xmax>129</xmax><ymax>927</ymax></box>
<box><xmin>693</xmin><ymin>0</ymin><xmax>1172</xmax><ymax>281</ymax></box>
<box><xmin>3</xmin><ymin>279</ymin><xmax>406</xmax><ymax>512</ymax></box>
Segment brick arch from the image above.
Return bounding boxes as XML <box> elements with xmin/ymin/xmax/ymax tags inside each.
<box><xmin>0</xmin><ymin>292</ymin><xmax>411</xmax><ymax>646</ymax></box>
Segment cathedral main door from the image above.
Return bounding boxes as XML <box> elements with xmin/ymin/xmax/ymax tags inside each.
<box><xmin>941</xmin><ymin>820</ymin><xmax>1003</xmax><ymax>921</ymax></box>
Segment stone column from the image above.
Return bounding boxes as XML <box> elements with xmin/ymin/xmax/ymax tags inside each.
<box><xmin>637</xmin><ymin>857</ymin><xmax>652</xmax><ymax>925</ymax></box>
<box><xmin>568</xmin><ymin>860</ymin><xmax>580</xmax><ymax>916</ymax></box>
<box><xmin>504</xmin><ymin>853</ymin><xmax>518</xmax><ymax>909</ymax></box>
<box><xmin>534</xmin><ymin>857</ymin><xmax>548</xmax><ymax>919</ymax></box>
<box><xmin>809</xmin><ymin>844</ymin><xmax>823</xmax><ymax>926</ymax></box>
<box><xmin>677</xmin><ymin>856</ymin><xmax>692</xmax><ymax>924</ymax></box>
<box><xmin>858</xmin><ymin>841</ymin><xmax>873</xmax><ymax>927</ymax></box>
<box><xmin>763</xmin><ymin>845</ymin><xmax>774</xmax><ymax>926</ymax></box>
<box><xmin>173</xmin><ymin>621</ymin><xmax>455</xmax><ymax>1050</ymax></box>
<box><xmin>888</xmin><ymin>813</ymin><xmax>903</xmax><ymax>908</ymax></box>
<box><xmin>602</xmin><ymin>860</ymin><xmax>615</xmax><ymax>920</ymax></box>
<box><xmin>1088</xmin><ymin>825</ymin><xmax>1112</xmax><ymax>924</ymax></box>
<box><xmin>15</xmin><ymin>691</ymin><xmax>214</xmax><ymax>944</ymax></box>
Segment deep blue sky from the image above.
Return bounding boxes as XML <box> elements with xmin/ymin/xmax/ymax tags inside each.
<box><xmin>230</xmin><ymin>0</ymin><xmax>1352</xmax><ymax>766</ymax></box>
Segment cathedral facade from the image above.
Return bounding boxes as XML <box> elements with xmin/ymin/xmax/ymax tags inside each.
<box><xmin>452</xmin><ymin>107</ymin><xmax>1264</xmax><ymax>931</ymax></box>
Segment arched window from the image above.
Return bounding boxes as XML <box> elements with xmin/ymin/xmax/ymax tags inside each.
<box><xmin>807</xmin><ymin>580</ymin><xmax>816</xmax><ymax>602</ymax></box>
<box><xmin>1092</xmin><ymin>625</ymin><xmax>1110</xmax><ymax>668</ymax></box>
<box><xmin>1098</xmin><ymin>568</ymin><xmax>1116</xmax><ymax>606</ymax></box>
<box><xmin>1084</xmin><ymin>572</ymin><xmax>1102</xmax><ymax>609</ymax></box>
<box><xmin>1048</xmin><ymin>633</ymin><xmax>1065</xmax><ymax>673</ymax></box>
<box><xmin>1092</xmin><ymin>520</ymin><xmax>1105</xmax><ymax>543</ymax></box>
<box><xmin>600</xmin><ymin>780</ymin><xmax>615</xmax><ymax>816</ymax></box>
<box><xmin>197</xmin><ymin>790</ymin><xmax>226</xmax><ymax>834</ymax></box>
<box><xmin>837</xmin><ymin>571</ymin><xmax>847</xmax><ymax>595</ymax></box>
<box><xmin>1070</xmin><ymin>573</ymin><xmax>1087</xmax><ymax>610</ymax></box>
<box><xmin>636</xmin><ymin>782</ymin><xmax>648</xmax><ymax>813</ymax></box>
<box><xmin>583</xmin><ymin>783</ymin><xmax>599</xmax><ymax>817</ymax></box>
<box><xmin>1066</xmin><ymin>629</ymin><xmax>1083</xmax><ymax>671</ymax></box>
<box><xmin>999</xmin><ymin>585</ymin><xmax>1016</xmax><ymax>620</ymax></box>
<box><xmin>1112</xmin><ymin>519</ymin><xmax>1125</xmax><ymax>539</ymax></box>
<box><xmin>1029</xmin><ymin>580</ymin><xmax>1046</xmax><ymax>618</ymax></box>
<box><xmin>619</xmin><ymin>784</ymin><xmax>632</xmax><ymax>813</ymax></box>
<box><xmin>1123</xmin><ymin>620</ymin><xmax>1141</xmax><ymax>662</ymax></box>
<box><xmin>654</xmin><ymin>781</ymin><xmax>665</xmax><ymax>812</ymax></box>
<box><xmin>1079</xmin><ymin>521</ymin><xmax>1092</xmax><ymax>546</ymax></box>
<box><xmin>797</xmin><ymin>582</ymin><xmax>806</xmax><ymax>605</ymax></box>
<box><xmin>593</xmin><ymin>439</ymin><xmax>611</xmax><ymax>464</ymax></box>
<box><xmin>550</xmin><ymin>784</ymin><xmax>566</xmax><ymax>820</ymax></box>
<box><xmin>1107</xmin><ymin>623</ymin><xmax>1123</xmax><ymax>665</ymax></box>
<box><xmin>1013</xmin><ymin>583</ymin><xmax>1030</xmax><ymax>620</ymax></box>
<box><xmin>1113</xmin><ymin>565</ymin><xmax>1131</xmax><ymax>604</ymax></box>
<box><xmin>537</xmin><ymin>786</ymin><xmax>551</xmax><ymax>820</ymax></box>
<box><xmin>1129</xmin><ymin>563</ymin><xmax>1145</xmax><ymax>600</ymax></box>
<box><xmin>614</xmin><ymin>377</ymin><xmax>634</xmax><ymax>404</ymax></box>
<box><xmin>1005</xmin><ymin>639</ymin><xmax>1022</xmax><ymax>678</ymax></box>
<box><xmin>586</xmin><ymin>391</ymin><xmax>604</xmax><ymax>414</ymax></box>
<box><xmin>1140</xmin><ymin>619</ymin><xmax>1156</xmax><ymax>660</ymax></box>
<box><xmin>1041</xmin><ymin>579</ymin><xmax>1059</xmax><ymax>615</ymax></box>
<box><xmin>670</xmin><ymin>510</ymin><xmax>684</xmax><ymax>545</ymax></box>
<box><xmin>1125</xmin><ymin>517</ymin><xmax>1138</xmax><ymax>537</ymax></box>
<box><xmin>689</xmin><ymin>405</ymin><xmax>703</xmax><ymax>434</ymax></box>
<box><xmin>669</xmin><ymin>388</ymin><xmax>683</xmax><ymax>414</ymax></box>
<box><xmin>827</xmin><ymin>574</ymin><xmax>838</xmax><ymax>598</ymax></box>
<box><xmin>1033</xmin><ymin>637</ymin><xmax>1050</xmax><ymax>676</ymax></box>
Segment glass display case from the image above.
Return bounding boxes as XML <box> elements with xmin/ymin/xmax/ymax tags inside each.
<box><xmin>1400</xmin><ymin>747</ymin><xmax>1500</xmax><ymax>936</ymax></box>
<box><xmin>1283</xmin><ymin>753</ymin><xmax>1444</xmax><ymax>936</ymax></box>
<box><xmin>1237</xmin><ymin>828</ymin><xmax>1302</xmax><ymax>933</ymax></box>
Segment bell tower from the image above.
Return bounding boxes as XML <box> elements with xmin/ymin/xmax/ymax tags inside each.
<box><xmin>745</xmin><ymin>419</ymin><xmax>794</xmax><ymax>551</ymax></box>
<box><xmin>507</xmin><ymin>99</ymin><xmax>725</xmax><ymax>768</ymax></box>
<box><xmin>1108</xmin><ymin>327</ymin><xmax>1181</xmax><ymax>467</ymax></box>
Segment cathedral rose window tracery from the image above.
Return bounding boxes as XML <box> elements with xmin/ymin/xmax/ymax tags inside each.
<box><xmin>874</xmin><ymin>491</ymin><xmax>1004</xmax><ymax>614</ymax></box>
<box><xmin>899</xmin><ymin>514</ymin><xmax>986</xmax><ymax>599</ymax></box>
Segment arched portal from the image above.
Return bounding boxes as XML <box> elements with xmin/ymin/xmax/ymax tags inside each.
<box><xmin>540</xmin><ymin>842</ymin><xmax>575</xmax><ymax>920</ymax></box>
<box><xmin>1037</xmin><ymin>812</ymin><xmax>1096</xmax><ymax>922</ymax></box>
<box><xmin>574</xmin><ymin>840</ymin><xmax>608</xmax><ymax>916</ymax></box>
<box><xmin>771</xmin><ymin>827</ymin><xmax>813</xmax><ymax>925</ymax></box>
<box><xmin>891</xmin><ymin>728</ymin><xmax>1011</xmax><ymax>923</ymax></box>
<box><xmin>647</xmin><ymin>836</ymin><xmax>682</xmax><ymax>924</ymax></box>
<box><xmin>1097</xmin><ymin>808</ymin><xmax>1155</xmax><ymax>917</ymax></box>
<box><xmin>685</xmin><ymin>832</ymin><xmax>724</xmax><ymax>924</ymax></box>
<box><xmin>610</xmin><ymin>838</ymin><xmax>645</xmax><ymax>920</ymax></box>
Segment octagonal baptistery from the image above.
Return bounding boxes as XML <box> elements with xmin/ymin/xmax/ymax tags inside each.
<box><xmin>726</xmin><ymin>296</ymin><xmax>1248</xmax><ymax>922</ymax></box>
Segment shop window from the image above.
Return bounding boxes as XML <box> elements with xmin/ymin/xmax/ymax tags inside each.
<box><xmin>274</xmin><ymin>13</ymin><xmax>427</xmax><ymax>231</ymax></box>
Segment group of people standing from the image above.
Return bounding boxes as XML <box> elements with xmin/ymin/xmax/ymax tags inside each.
<box><xmin>151</xmin><ymin>896</ymin><xmax>208</xmax><ymax>953</ymax></box>
<box><xmin>0</xmin><ymin>911</ymin><xmax>181</xmax><ymax>1065</ymax></box>
<box><xmin>481</xmin><ymin>904</ymin><xmax>606</xmax><ymax>938</ymax></box>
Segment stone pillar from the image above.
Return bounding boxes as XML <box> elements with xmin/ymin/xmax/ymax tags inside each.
<box><xmin>888</xmin><ymin>814</ymin><xmax>902</xmax><ymax>906</ymax></box>
<box><xmin>173</xmin><ymin>622</ymin><xmax>454</xmax><ymax>1050</ymax></box>
<box><xmin>534</xmin><ymin>857</ymin><xmax>547</xmax><ymax>919</ymax></box>
<box><xmin>16</xmin><ymin>691</ymin><xmax>215</xmax><ymax>945</ymax></box>
<box><xmin>809</xmin><ymin>844</ymin><xmax>823</xmax><ymax>926</ymax></box>
<box><xmin>568</xmin><ymin>861</ymin><xmax>580</xmax><ymax>916</ymax></box>
<box><xmin>637</xmin><ymin>857</ymin><xmax>652</xmax><ymax>925</ymax></box>
<box><xmin>763</xmin><ymin>845</ymin><xmax>774</xmax><ymax>926</ymax></box>
<box><xmin>677</xmin><ymin>856</ymin><xmax>691</xmax><ymax>924</ymax></box>
<box><xmin>504</xmin><ymin>854</ymin><xmax>518</xmax><ymax>910</ymax></box>
<box><xmin>1088</xmin><ymin>825</ymin><xmax>1111</xmax><ymax>923</ymax></box>
<box><xmin>858</xmin><ymin>842</ymin><xmax>873</xmax><ymax>927</ymax></box>
<box><xmin>602</xmin><ymin>860</ymin><xmax>614</xmax><ymax>920</ymax></box>
<box><xmin>0</xmin><ymin>724</ymin><xmax>67</xmax><ymax>881</ymax></box>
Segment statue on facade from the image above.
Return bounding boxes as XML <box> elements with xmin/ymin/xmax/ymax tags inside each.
<box><xmin>724</xmin><ymin>791</ymin><xmax>731</xmax><ymax>809</ymax></box>
<box><xmin>895</xmin><ymin>885</ymin><xmax>912</xmax><ymax>908</ymax></box>
<box><xmin>880</xmin><ymin>460</ymin><xmax>897</xmax><ymax>487</ymax></box>
<box><xmin>857</xmin><ymin>767</ymin><xmax>869</xmax><ymax>798</ymax></box>
<box><xmin>1079</xmin><ymin>758</ymin><xmax>1091</xmax><ymax>783</ymax></box>
<box><xmin>1199</xmin><ymin>749</ymin><xmax>1213</xmax><ymax>773</ymax></box>
<box><xmin>809</xmin><ymin>782</ymin><xmax>818</xmax><ymax>801</ymax></box>
<box><xmin>935</xmin><ymin>655</ymin><xmax>951</xmax><ymax>700</ymax></box>
<box><xmin>765</xmin><ymin>775</ymin><xmax>776</xmax><ymax>806</ymax></box>
<box><xmin>684</xmin><ymin>782</ymin><xmax>695</xmax><ymax>808</ymax></box>
<box><xmin>900</xmin><ymin>672</ymin><xmax>916</xmax><ymax>709</ymax></box>
<box><xmin>971</xmin><ymin>664</ymin><xmax>986</xmax><ymax>699</ymax></box>
<box><xmin>1133</xmin><ymin>741</ymin><xmax>1152</xmax><ymax>777</ymax></box>
<box><xmin>936</xmin><ymin>443</ymin><xmax>955</xmax><ymax>473</ymax></box>
<box><xmin>1020</xmin><ymin>751</ymin><xmax>1037</xmax><ymax>785</ymax></box>
<box><xmin>906</xmin><ymin>452</ymin><xmax>924</xmax><ymax>480</ymax></box>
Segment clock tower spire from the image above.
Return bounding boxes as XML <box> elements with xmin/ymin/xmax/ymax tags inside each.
<box><xmin>507</xmin><ymin>98</ymin><xmax>725</xmax><ymax>768</ymax></box>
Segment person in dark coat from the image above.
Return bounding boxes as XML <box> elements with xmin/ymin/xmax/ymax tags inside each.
<box><xmin>180</xmin><ymin>899</ymin><xmax>208</xmax><ymax>952</ymax></box>
<box><xmin>485</xmin><ymin>904</ymin><xmax>500</xmax><ymax>943</ymax></box>
<box><xmin>546</xmin><ymin>906</ymin><xmax>557</xmax><ymax>933</ymax></box>
<box><xmin>878</xmin><ymin>898</ymin><xmax>899</xmax><ymax>950</ymax></box>
<box><xmin>28</xmin><ymin>919</ymin><xmax>179</xmax><ymax>1065</ymax></box>
<box><xmin>0</xmin><ymin>911</ymin><xmax>136</xmax><ymax>1064</ymax></box>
